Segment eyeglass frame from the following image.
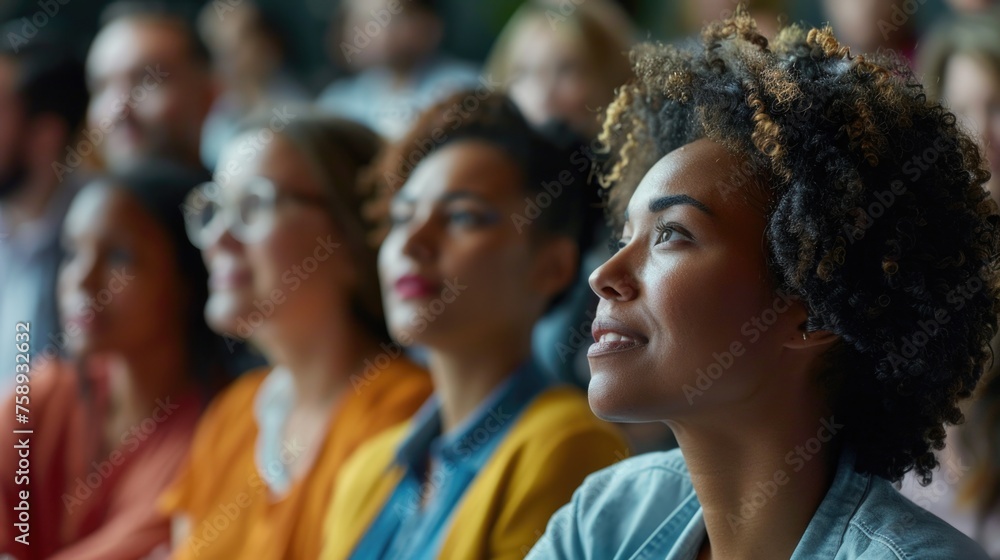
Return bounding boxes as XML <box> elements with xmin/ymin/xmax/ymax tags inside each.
<box><xmin>183</xmin><ymin>176</ymin><xmax>330</xmax><ymax>249</ymax></box>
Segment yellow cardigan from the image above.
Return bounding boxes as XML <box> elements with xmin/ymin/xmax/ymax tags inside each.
<box><xmin>321</xmin><ymin>385</ymin><xmax>629</xmax><ymax>560</ymax></box>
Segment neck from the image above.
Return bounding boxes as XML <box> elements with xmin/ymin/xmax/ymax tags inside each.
<box><xmin>107</xmin><ymin>329</ymin><xmax>195</xmax><ymax>423</ymax></box>
<box><xmin>0</xmin><ymin>169</ymin><xmax>60</xmax><ymax>232</ymax></box>
<box><xmin>427</xmin><ymin>330</ymin><xmax>532</xmax><ymax>433</ymax></box>
<box><xmin>675</xmin><ymin>371</ymin><xmax>839</xmax><ymax>560</ymax></box>
<box><xmin>259</xmin><ymin>316</ymin><xmax>385</xmax><ymax>410</ymax></box>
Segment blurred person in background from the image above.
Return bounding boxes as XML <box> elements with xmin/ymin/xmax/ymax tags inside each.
<box><xmin>0</xmin><ymin>161</ymin><xmax>228</xmax><ymax>560</ymax></box>
<box><xmin>944</xmin><ymin>0</ymin><xmax>1000</xmax><ymax>14</ymax></box>
<box><xmin>485</xmin><ymin>0</ymin><xmax>634</xmax><ymax>140</ymax></box>
<box><xmin>162</xmin><ymin>112</ymin><xmax>431</xmax><ymax>560</ymax></box>
<box><xmin>822</xmin><ymin>0</ymin><xmax>918</xmax><ymax>62</ymax></box>
<box><xmin>196</xmin><ymin>0</ymin><xmax>309</xmax><ymax>169</ymax></box>
<box><xmin>85</xmin><ymin>1</ymin><xmax>217</xmax><ymax>173</ymax></box>
<box><xmin>317</xmin><ymin>0</ymin><xmax>479</xmax><ymax>139</ymax></box>
<box><xmin>899</xmin><ymin>13</ymin><xmax>1000</xmax><ymax>556</ymax></box>
<box><xmin>0</xmin><ymin>38</ymin><xmax>88</xmax><ymax>395</ymax></box>
<box><xmin>680</xmin><ymin>0</ymin><xmax>786</xmax><ymax>40</ymax></box>
<box><xmin>321</xmin><ymin>93</ymin><xmax>628</xmax><ymax>560</ymax></box>
<box><xmin>485</xmin><ymin>0</ymin><xmax>675</xmax><ymax>453</ymax></box>
<box><xmin>918</xmin><ymin>12</ymin><xmax>1000</xmax><ymax>206</ymax></box>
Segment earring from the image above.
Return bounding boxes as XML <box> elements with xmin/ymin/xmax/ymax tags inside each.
<box><xmin>802</xmin><ymin>332</ymin><xmax>808</xmax><ymax>341</ymax></box>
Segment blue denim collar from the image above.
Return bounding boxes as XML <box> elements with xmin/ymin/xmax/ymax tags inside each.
<box><xmin>393</xmin><ymin>360</ymin><xmax>550</xmax><ymax>473</ymax></box>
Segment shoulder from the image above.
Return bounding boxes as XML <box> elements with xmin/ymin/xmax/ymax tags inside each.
<box><xmin>189</xmin><ymin>368</ymin><xmax>270</xmax><ymax>438</ymax></box>
<box><xmin>348</xmin><ymin>356</ymin><xmax>432</xmax><ymax>410</ymax></box>
<box><xmin>572</xmin><ymin>448</ymin><xmax>693</xmax><ymax>510</ymax></box>
<box><xmin>843</xmin><ymin>476</ymin><xmax>990</xmax><ymax>559</ymax></box>
<box><xmin>342</xmin><ymin>421</ymin><xmax>410</xmax><ymax>477</ymax></box>
<box><xmin>502</xmin><ymin>385</ymin><xmax>627</xmax><ymax>456</ymax></box>
<box><xmin>514</xmin><ymin>385</ymin><xmax>618</xmax><ymax>433</ymax></box>
<box><xmin>534</xmin><ymin>449</ymin><xmax>696</xmax><ymax>557</ymax></box>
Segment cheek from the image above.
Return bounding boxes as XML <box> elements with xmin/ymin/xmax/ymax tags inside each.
<box><xmin>645</xmin><ymin>252</ymin><xmax>773</xmax><ymax>380</ymax></box>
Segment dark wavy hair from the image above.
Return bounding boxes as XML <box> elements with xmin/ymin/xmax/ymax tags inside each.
<box><xmin>599</xmin><ymin>8</ymin><xmax>1000</xmax><ymax>483</ymax></box>
<box><xmin>366</xmin><ymin>91</ymin><xmax>604</xmax><ymax>309</ymax></box>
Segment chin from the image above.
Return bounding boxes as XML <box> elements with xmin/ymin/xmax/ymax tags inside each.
<box><xmin>204</xmin><ymin>297</ymin><xmax>248</xmax><ymax>335</ymax></box>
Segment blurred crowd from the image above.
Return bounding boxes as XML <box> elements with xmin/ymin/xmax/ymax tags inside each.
<box><xmin>0</xmin><ymin>0</ymin><xmax>998</xmax><ymax>559</ymax></box>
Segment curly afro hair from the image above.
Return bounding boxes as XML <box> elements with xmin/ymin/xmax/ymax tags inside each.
<box><xmin>599</xmin><ymin>7</ymin><xmax>1000</xmax><ymax>483</ymax></box>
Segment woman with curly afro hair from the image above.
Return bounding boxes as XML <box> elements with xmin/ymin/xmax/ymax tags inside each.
<box><xmin>527</xmin><ymin>7</ymin><xmax>1000</xmax><ymax>560</ymax></box>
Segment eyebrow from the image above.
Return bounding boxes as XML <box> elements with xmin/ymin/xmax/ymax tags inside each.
<box><xmin>624</xmin><ymin>194</ymin><xmax>714</xmax><ymax>222</ymax></box>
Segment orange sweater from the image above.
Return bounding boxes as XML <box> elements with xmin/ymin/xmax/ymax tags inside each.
<box><xmin>0</xmin><ymin>360</ymin><xmax>204</xmax><ymax>560</ymax></box>
<box><xmin>160</xmin><ymin>358</ymin><xmax>431</xmax><ymax>560</ymax></box>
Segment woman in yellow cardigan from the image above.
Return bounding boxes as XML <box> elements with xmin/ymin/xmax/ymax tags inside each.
<box><xmin>321</xmin><ymin>93</ymin><xmax>630</xmax><ymax>560</ymax></box>
<box><xmin>160</xmin><ymin>112</ymin><xmax>432</xmax><ymax>559</ymax></box>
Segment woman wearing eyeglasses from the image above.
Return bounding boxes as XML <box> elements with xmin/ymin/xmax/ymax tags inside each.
<box><xmin>160</xmin><ymin>111</ymin><xmax>432</xmax><ymax>560</ymax></box>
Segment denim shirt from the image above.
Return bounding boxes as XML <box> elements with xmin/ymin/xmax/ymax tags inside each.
<box><xmin>348</xmin><ymin>362</ymin><xmax>550</xmax><ymax>560</ymax></box>
<box><xmin>527</xmin><ymin>447</ymin><xmax>989</xmax><ymax>560</ymax></box>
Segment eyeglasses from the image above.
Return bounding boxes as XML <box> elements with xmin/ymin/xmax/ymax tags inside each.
<box><xmin>183</xmin><ymin>176</ymin><xmax>329</xmax><ymax>249</ymax></box>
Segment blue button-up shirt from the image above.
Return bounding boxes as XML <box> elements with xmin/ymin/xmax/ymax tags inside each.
<box><xmin>527</xmin><ymin>447</ymin><xmax>990</xmax><ymax>559</ymax></box>
<box><xmin>348</xmin><ymin>362</ymin><xmax>551</xmax><ymax>560</ymax></box>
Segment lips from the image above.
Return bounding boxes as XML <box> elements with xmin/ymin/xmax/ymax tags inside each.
<box><xmin>588</xmin><ymin>316</ymin><xmax>649</xmax><ymax>357</ymax></box>
<box><xmin>393</xmin><ymin>274</ymin><xmax>440</xmax><ymax>299</ymax></box>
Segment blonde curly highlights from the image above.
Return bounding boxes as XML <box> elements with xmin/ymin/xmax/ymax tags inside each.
<box><xmin>596</xmin><ymin>6</ymin><xmax>1000</xmax><ymax>484</ymax></box>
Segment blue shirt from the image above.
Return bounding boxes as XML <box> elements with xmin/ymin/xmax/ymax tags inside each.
<box><xmin>348</xmin><ymin>362</ymin><xmax>551</xmax><ymax>560</ymax></box>
<box><xmin>527</xmin><ymin>447</ymin><xmax>990</xmax><ymax>559</ymax></box>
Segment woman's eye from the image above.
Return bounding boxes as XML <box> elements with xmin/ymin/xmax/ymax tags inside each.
<box><xmin>654</xmin><ymin>222</ymin><xmax>692</xmax><ymax>246</ymax></box>
<box><xmin>107</xmin><ymin>247</ymin><xmax>133</xmax><ymax>264</ymax></box>
<box><xmin>655</xmin><ymin>227</ymin><xmax>676</xmax><ymax>244</ymax></box>
<box><xmin>447</xmin><ymin>209</ymin><xmax>497</xmax><ymax>228</ymax></box>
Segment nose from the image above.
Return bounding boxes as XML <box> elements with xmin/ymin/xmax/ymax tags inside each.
<box><xmin>589</xmin><ymin>248</ymin><xmax>638</xmax><ymax>302</ymax></box>
<box><xmin>399</xmin><ymin>214</ymin><xmax>436</xmax><ymax>264</ymax></box>
<box><xmin>59</xmin><ymin>249</ymin><xmax>102</xmax><ymax>299</ymax></box>
<box><xmin>205</xmin><ymin>225</ymin><xmax>243</xmax><ymax>256</ymax></box>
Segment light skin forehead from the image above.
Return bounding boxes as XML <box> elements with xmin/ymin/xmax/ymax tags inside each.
<box><xmin>216</xmin><ymin>132</ymin><xmax>322</xmax><ymax>195</ymax></box>
<box><xmin>87</xmin><ymin>17</ymin><xmax>199</xmax><ymax>79</ymax></box>
<box><xmin>397</xmin><ymin>141</ymin><xmax>525</xmax><ymax>206</ymax></box>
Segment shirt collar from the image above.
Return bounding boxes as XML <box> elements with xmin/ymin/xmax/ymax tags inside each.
<box><xmin>393</xmin><ymin>361</ymin><xmax>550</xmax><ymax>472</ymax></box>
<box><xmin>791</xmin><ymin>444</ymin><xmax>870</xmax><ymax>559</ymax></box>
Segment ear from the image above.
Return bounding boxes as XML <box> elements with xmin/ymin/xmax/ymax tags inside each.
<box><xmin>784</xmin><ymin>320</ymin><xmax>839</xmax><ymax>351</ymax></box>
<box><xmin>530</xmin><ymin>236</ymin><xmax>578</xmax><ymax>302</ymax></box>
